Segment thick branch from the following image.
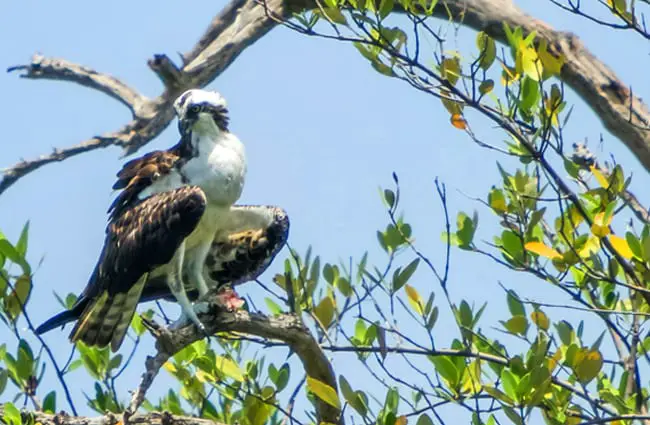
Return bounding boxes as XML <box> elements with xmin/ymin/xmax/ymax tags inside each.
<box><xmin>0</xmin><ymin>409</ymin><xmax>226</xmax><ymax>425</ymax></box>
<box><xmin>127</xmin><ymin>296</ymin><xmax>341</xmax><ymax>425</ymax></box>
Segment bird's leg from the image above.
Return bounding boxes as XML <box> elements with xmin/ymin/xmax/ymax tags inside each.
<box><xmin>167</xmin><ymin>241</ymin><xmax>209</xmax><ymax>336</ymax></box>
<box><xmin>188</xmin><ymin>240</ymin><xmax>213</xmax><ymax>315</ymax></box>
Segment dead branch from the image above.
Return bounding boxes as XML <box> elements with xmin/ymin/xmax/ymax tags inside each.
<box><xmin>2</xmin><ymin>0</ymin><xmax>288</xmax><ymax>196</ymax></box>
<box><xmin>7</xmin><ymin>55</ymin><xmax>148</xmax><ymax>115</ymax></box>
<box><xmin>126</xmin><ymin>296</ymin><xmax>341</xmax><ymax>425</ymax></box>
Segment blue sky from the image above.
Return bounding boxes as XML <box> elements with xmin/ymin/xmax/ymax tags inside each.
<box><xmin>1</xmin><ymin>0</ymin><xmax>649</xmax><ymax>422</ymax></box>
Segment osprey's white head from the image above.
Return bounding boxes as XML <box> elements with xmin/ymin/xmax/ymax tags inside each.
<box><xmin>174</xmin><ymin>89</ymin><xmax>230</xmax><ymax>135</ymax></box>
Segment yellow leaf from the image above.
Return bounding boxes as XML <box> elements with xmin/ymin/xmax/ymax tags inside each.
<box><xmin>548</xmin><ymin>350</ymin><xmax>562</xmax><ymax>373</ymax></box>
<box><xmin>488</xmin><ymin>188</ymin><xmax>507</xmax><ymax>213</ymax></box>
<box><xmin>530</xmin><ymin>311</ymin><xmax>549</xmax><ymax>331</ymax></box>
<box><xmin>517</xmin><ymin>44</ymin><xmax>540</xmax><ymax>81</ymax></box>
<box><xmin>441</xmin><ymin>57</ymin><xmax>461</xmax><ymax>86</ymax></box>
<box><xmin>314</xmin><ymin>294</ymin><xmax>336</xmax><ymax>328</ymax></box>
<box><xmin>578</xmin><ymin>235</ymin><xmax>601</xmax><ymax>258</ymax></box>
<box><xmin>609</xmin><ymin>234</ymin><xmax>633</xmax><ymax>259</ymax></box>
<box><xmin>195</xmin><ymin>370</ymin><xmax>213</xmax><ymax>383</ymax></box>
<box><xmin>500</xmin><ymin>63</ymin><xmax>520</xmax><ymax>85</ymax></box>
<box><xmin>440</xmin><ymin>90</ymin><xmax>462</xmax><ymax>115</ymax></box>
<box><xmin>537</xmin><ymin>39</ymin><xmax>564</xmax><ymax>78</ymax></box>
<box><xmin>395</xmin><ymin>416</ymin><xmax>408</xmax><ymax>425</ymax></box>
<box><xmin>460</xmin><ymin>360</ymin><xmax>482</xmax><ymax>394</ymax></box>
<box><xmin>591</xmin><ymin>212</ymin><xmax>611</xmax><ymax>238</ymax></box>
<box><xmin>163</xmin><ymin>361</ymin><xmax>177</xmax><ymax>374</ymax></box>
<box><xmin>590</xmin><ymin>165</ymin><xmax>609</xmax><ymax>188</ymax></box>
<box><xmin>404</xmin><ymin>284</ymin><xmax>424</xmax><ymax>315</ymax></box>
<box><xmin>573</xmin><ymin>349</ymin><xmax>603</xmax><ymax>384</ymax></box>
<box><xmin>524</xmin><ymin>241</ymin><xmax>561</xmax><ymax>259</ymax></box>
<box><xmin>450</xmin><ymin>113</ymin><xmax>467</xmax><ymax>130</ymax></box>
<box><xmin>215</xmin><ymin>356</ymin><xmax>245</xmax><ymax>382</ymax></box>
<box><xmin>307</xmin><ymin>377</ymin><xmax>341</xmax><ymax>409</ymax></box>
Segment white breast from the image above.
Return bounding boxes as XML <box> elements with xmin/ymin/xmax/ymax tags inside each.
<box><xmin>182</xmin><ymin>132</ymin><xmax>247</xmax><ymax>205</ymax></box>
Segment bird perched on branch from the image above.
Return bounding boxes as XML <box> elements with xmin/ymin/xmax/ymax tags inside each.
<box><xmin>35</xmin><ymin>89</ymin><xmax>289</xmax><ymax>351</ymax></box>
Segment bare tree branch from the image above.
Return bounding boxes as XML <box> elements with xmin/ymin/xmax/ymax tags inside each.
<box><xmin>2</xmin><ymin>0</ymin><xmax>289</xmax><ymax>197</ymax></box>
<box><xmin>8</xmin><ymin>54</ymin><xmax>149</xmax><ymax>115</ymax></box>
<box><xmin>126</xmin><ymin>298</ymin><xmax>341</xmax><ymax>425</ymax></box>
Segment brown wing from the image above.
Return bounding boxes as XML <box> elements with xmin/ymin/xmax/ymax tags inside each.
<box><xmin>66</xmin><ymin>186</ymin><xmax>207</xmax><ymax>351</ymax></box>
<box><xmin>205</xmin><ymin>206</ymin><xmax>289</xmax><ymax>286</ymax></box>
<box><xmin>107</xmin><ymin>146</ymin><xmax>184</xmax><ymax>220</ymax></box>
<box><xmin>137</xmin><ymin>205</ymin><xmax>289</xmax><ymax>302</ymax></box>
<box><xmin>36</xmin><ymin>204</ymin><xmax>289</xmax><ymax>335</ymax></box>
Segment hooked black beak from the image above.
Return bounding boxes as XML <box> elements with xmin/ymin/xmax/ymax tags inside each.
<box><xmin>178</xmin><ymin>114</ymin><xmax>198</xmax><ymax>135</ymax></box>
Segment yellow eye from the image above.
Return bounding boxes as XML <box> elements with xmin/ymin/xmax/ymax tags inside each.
<box><xmin>190</xmin><ymin>105</ymin><xmax>201</xmax><ymax>113</ymax></box>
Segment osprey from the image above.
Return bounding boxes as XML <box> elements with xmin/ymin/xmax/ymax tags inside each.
<box><xmin>35</xmin><ymin>89</ymin><xmax>289</xmax><ymax>351</ymax></box>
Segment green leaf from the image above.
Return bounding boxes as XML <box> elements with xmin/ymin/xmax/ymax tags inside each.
<box><xmin>393</xmin><ymin>258</ymin><xmax>420</xmax><ymax>292</ymax></box>
<box><xmin>479</xmin><ymin>79</ymin><xmax>495</xmax><ymax>96</ymax></box>
<box><xmin>506</xmin><ymin>290</ymin><xmax>525</xmax><ymax>317</ymax></box>
<box><xmin>416</xmin><ymin>414</ymin><xmax>434</xmax><ymax>425</ymax></box>
<box><xmin>426</xmin><ymin>307</ymin><xmax>439</xmax><ymax>331</ymax></box>
<box><xmin>502</xmin><ymin>406</ymin><xmax>523</xmax><ymax>425</ymax></box>
<box><xmin>0</xmin><ymin>240</ymin><xmax>21</xmax><ymax>265</ymax></box>
<box><xmin>383</xmin><ymin>189</ymin><xmax>396</xmax><ymax>208</ymax></box>
<box><xmin>16</xmin><ymin>340</ymin><xmax>34</xmax><ymax>380</ymax></box>
<box><xmin>574</xmin><ymin>349</ymin><xmax>603</xmax><ymax>384</ymax></box>
<box><xmin>441</xmin><ymin>57</ymin><xmax>461</xmax><ymax>86</ymax></box>
<box><xmin>321</xmin><ymin>8</ymin><xmax>347</xmax><ymax>24</ymax></box>
<box><xmin>625</xmin><ymin>232</ymin><xmax>643</xmax><ymax>259</ymax></box>
<box><xmin>2</xmin><ymin>402</ymin><xmax>21</xmax><ymax>425</ymax></box>
<box><xmin>66</xmin><ymin>359</ymin><xmax>83</xmax><ymax>373</ymax></box>
<box><xmin>476</xmin><ymin>32</ymin><xmax>496</xmax><ymax>70</ymax></box>
<box><xmin>107</xmin><ymin>354</ymin><xmax>123</xmax><ymax>374</ymax></box>
<box><xmin>384</xmin><ymin>387</ymin><xmax>399</xmax><ymax>412</ymax></box>
<box><xmin>314</xmin><ymin>294</ymin><xmax>336</xmax><ymax>328</ymax></box>
<box><xmin>0</xmin><ymin>369</ymin><xmax>8</xmax><ymax>395</ymax></box>
<box><xmin>269</xmin><ymin>363</ymin><xmax>290</xmax><ymax>392</ymax></box>
<box><xmin>372</xmin><ymin>59</ymin><xmax>394</xmax><ymax>77</ymax></box>
<box><xmin>378</xmin><ymin>0</ymin><xmax>394</xmax><ymax>19</ymax></box>
<box><xmin>42</xmin><ymin>391</ymin><xmax>56</xmax><ymax>413</ymax></box>
<box><xmin>16</xmin><ymin>221</ymin><xmax>29</xmax><ymax>257</ymax></box>
<box><xmin>456</xmin><ymin>212</ymin><xmax>476</xmax><ymax>249</ymax></box>
<box><xmin>520</xmin><ymin>76</ymin><xmax>539</xmax><ymax>112</ymax></box>
<box><xmin>458</xmin><ymin>301</ymin><xmax>473</xmax><ymax>328</ymax></box>
<box><xmin>339</xmin><ymin>375</ymin><xmax>367</xmax><ymax>416</ymax></box>
<box><xmin>307</xmin><ymin>376</ymin><xmax>341</xmax><ymax>409</ymax></box>
<box><xmin>428</xmin><ymin>356</ymin><xmax>458</xmax><ymax>387</ymax></box>
<box><xmin>215</xmin><ymin>356</ymin><xmax>244</xmax><ymax>382</ymax></box>
<box><xmin>503</xmin><ymin>315</ymin><xmax>528</xmax><ymax>335</ymax></box>
<box><xmin>500</xmin><ymin>369</ymin><xmax>519</xmax><ymax>402</ymax></box>
<box><xmin>265</xmin><ymin>297</ymin><xmax>283</xmax><ymax>315</ymax></box>
<box><xmin>556</xmin><ymin>320</ymin><xmax>574</xmax><ymax>346</ymax></box>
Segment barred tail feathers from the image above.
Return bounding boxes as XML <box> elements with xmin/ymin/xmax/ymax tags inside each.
<box><xmin>69</xmin><ymin>274</ymin><xmax>148</xmax><ymax>352</ymax></box>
